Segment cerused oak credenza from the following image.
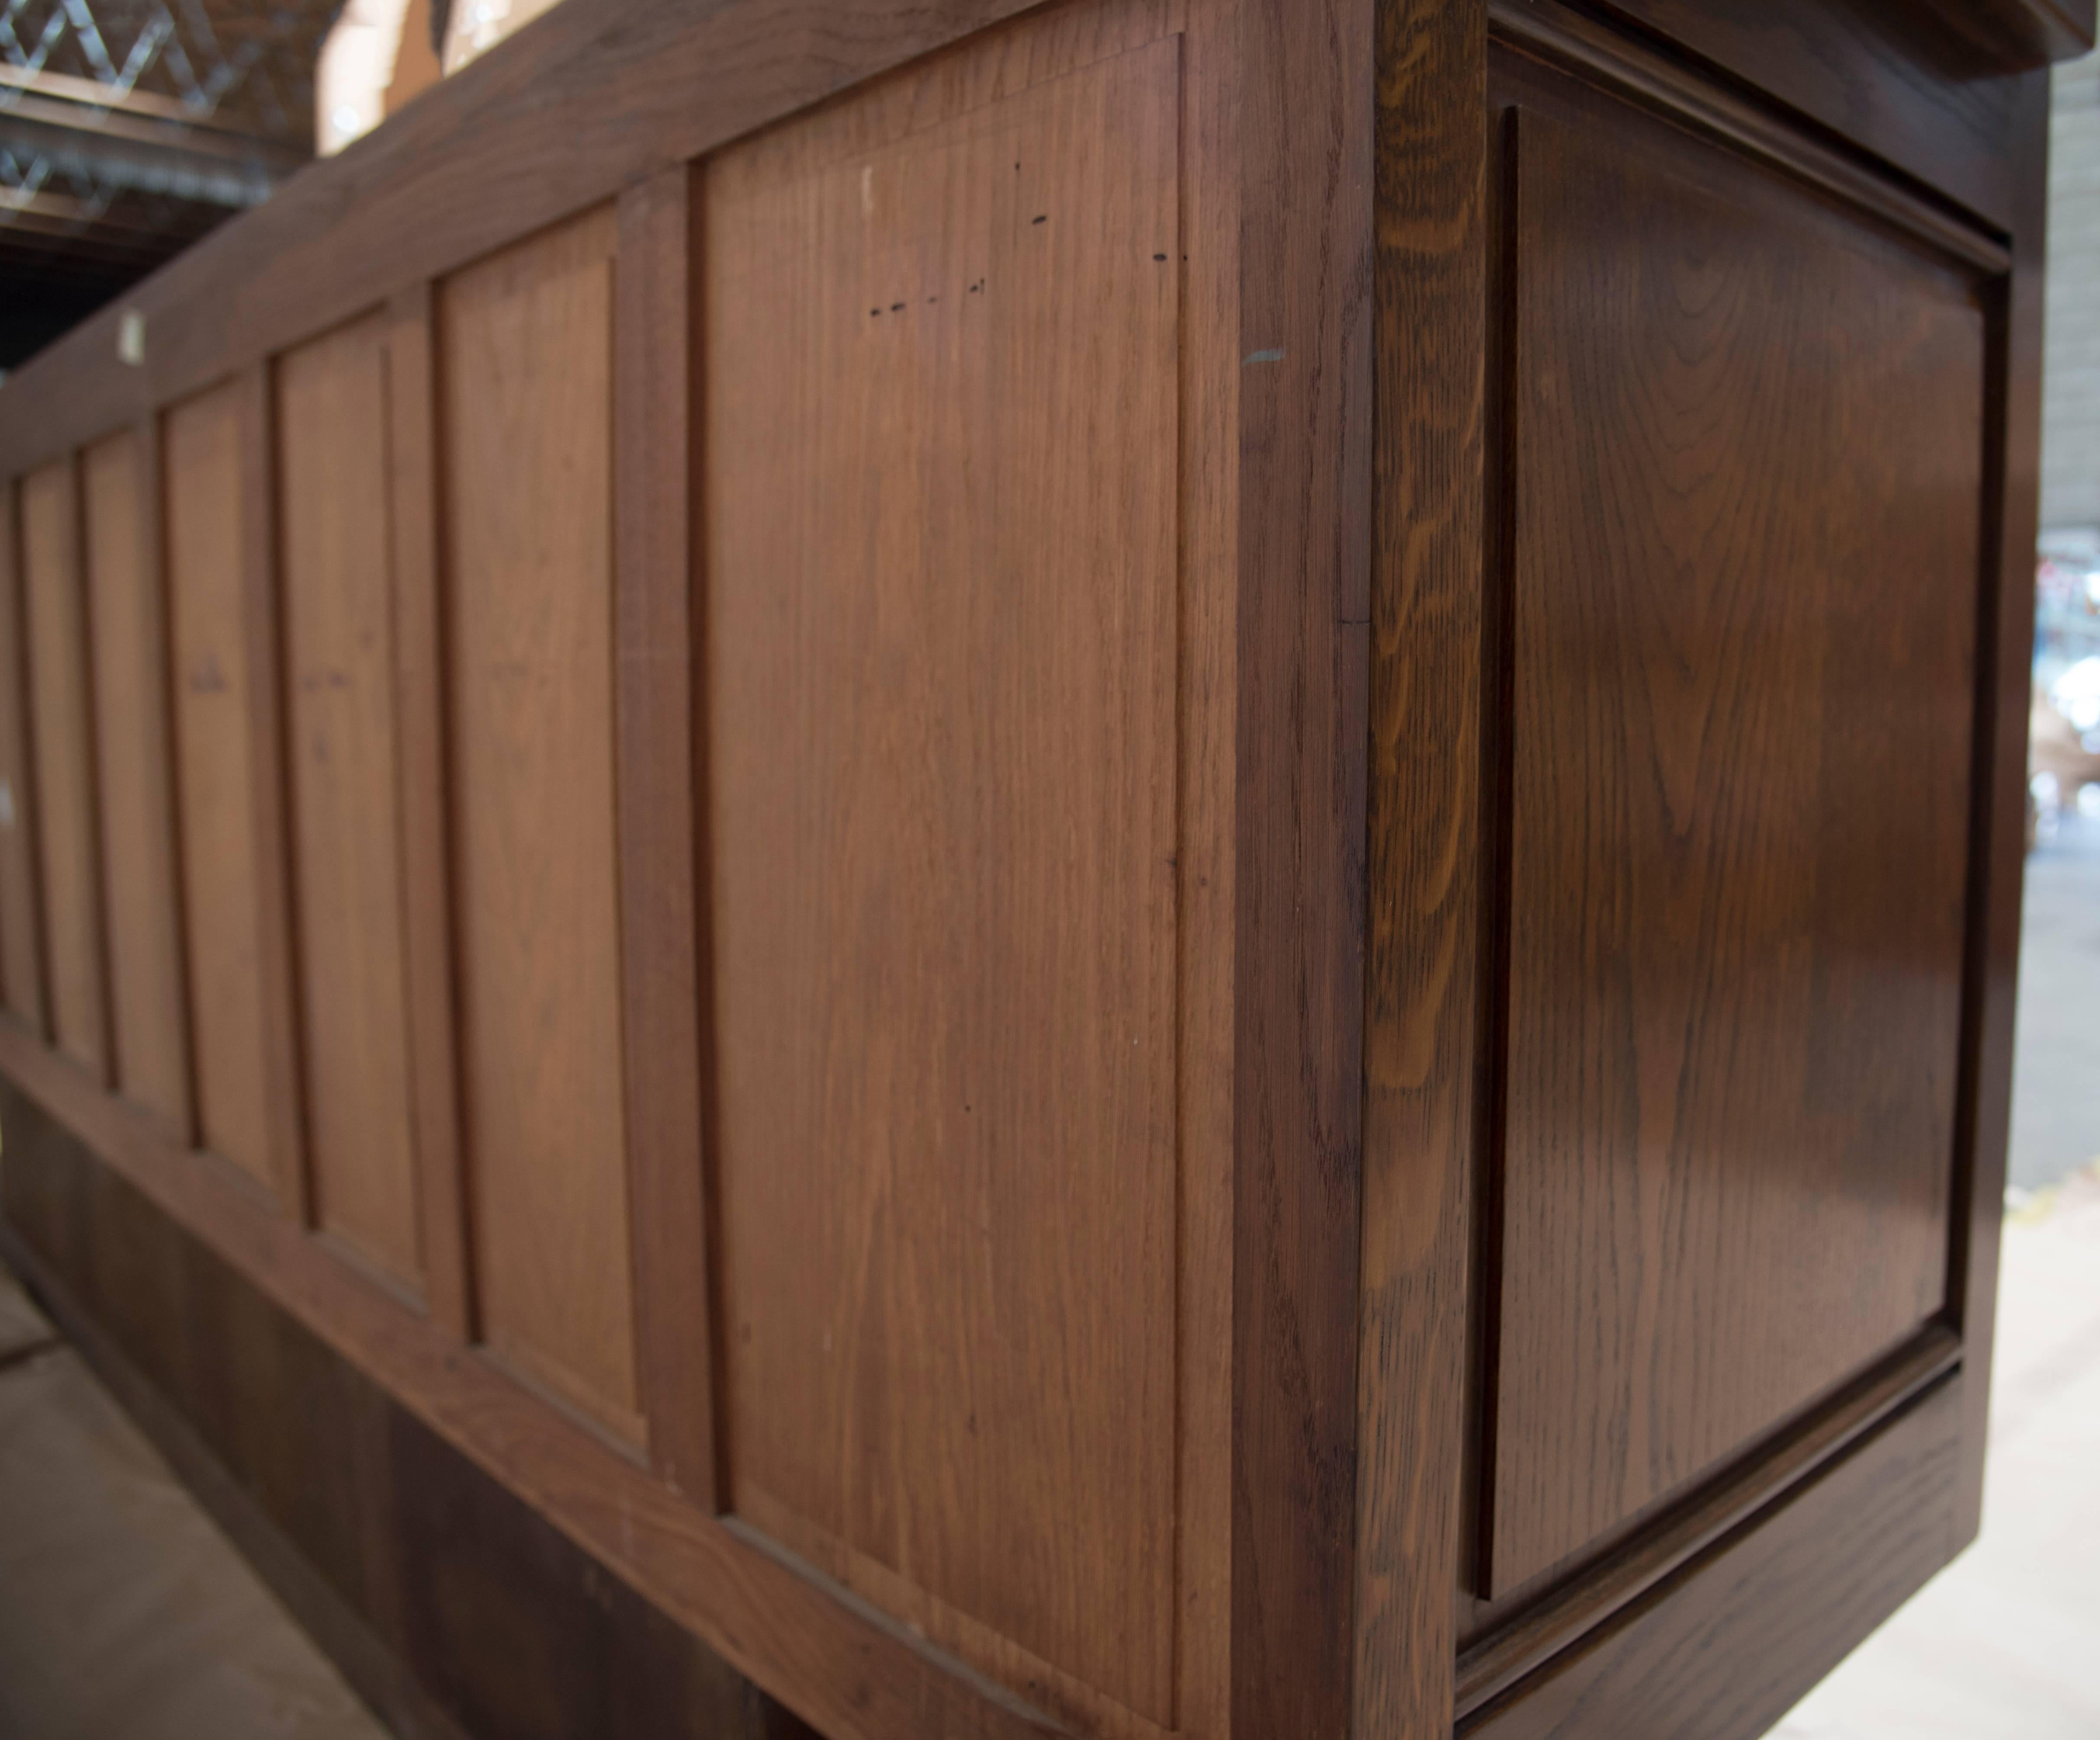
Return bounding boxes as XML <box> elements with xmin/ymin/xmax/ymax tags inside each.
<box><xmin>0</xmin><ymin>0</ymin><xmax>2085</xmax><ymax>1735</ymax></box>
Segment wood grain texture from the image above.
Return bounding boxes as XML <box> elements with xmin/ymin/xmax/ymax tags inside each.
<box><xmin>383</xmin><ymin>286</ymin><xmax>472</xmax><ymax>1341</ymax></box>
<box><xmin>1465</xmin><ymin>1380</ymin><xmax>1965</xmax><ymax>1740</ymax></box>
<box><xmin>1351</xmin><ymin>0</ymin><xmax>1485</xmax><ymax>1736</ymax></box>
<box><xmin>441</xmin><ymin>205</ymin><xmax>642</xmax><ymax>1440</ymax></box>
<box><xmin>278</xmin><ymin>313</ymin><xmax>423</xmax><ymax>1291</ymax></box>
<box><xmin>0</xmin><ymin>484</ymin><xmax>45</xmax><ymax>1029</ymax></box>
<box><xmin>1232</xmin><ymin>0</ymin><xmax>1374</xmax><ymax>1728</ymax></box>
<box><xmin>0</xmin><ymin>1029</ymin><xmax>1063</xmax><ymax>1740</ymax></box>
<box><xmin>613</xmin><ymin>169</ymin><xmax>717</xmax><ymax>1507</ymax></box>
<box><xmin>1484</xmin><ymin>76</ymin><xmax>1984</xmax><ymax>1594</ymax></box>
<box><xmin>165</xmin><ymin>383</ymin><xmax>281</xmax><ymax>1193</ymax></box>
<box><xmin>0</xmin><ymin>0</ymin><xmax>1082</xmax><ymax>484</ymax></box>
<box><xmin>1455</xmin><ymin>1325</ymin><xmax>1959</xmax><ymax>1715</ymax></box>
<box><xmin>83</xmin><ymin>428</ymin><xmax>191</xmax><ymax>1135</ymax></box>
<box><xmin>1586</xmin><ymin>0</ymin><xmax>2033</xmax><ymax>233</ymax></box>
<box><xmin>20</xmin><ymin>460</ymin><xmax>111</xmax><ymax>1080</ymax></box>
<box><xmin>706</xmin><ymin>33</ymin><xmax>1181</xmax><ymax>1723</ymax></box>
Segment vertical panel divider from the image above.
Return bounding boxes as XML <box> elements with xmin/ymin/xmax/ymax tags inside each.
<box><xmin>0</xmin><ymin>477</ymin><xmax>49</xmax><ymax>1034</ymax></box>
<box><xmin>138</xmin><ymin>412</ymin><xmax>202</xmax><ymax>1151</ymax></box>
<box><xmin>1351</xmin><ymin>0</ymin><xmax>1488</xmax><ymax>1732</ymax></box>
<box><xmin>614</xmin><ymin>168</ymin><xmax>720</xmax><ymax>1508</ymax></box>
<box><xmin>68</xmin><ymin>454</ymin><xmax>120</xmax><ymax>1091</ymax></box>
<box><xmin>234</xmin><ymin>365</ymin><xmax>312</xmax><ymax>1222</ymax></box>
<box><xmin>386</xmin><ymin>284</ymin><xmax>474</xmax><ymax>1342</ymax></box>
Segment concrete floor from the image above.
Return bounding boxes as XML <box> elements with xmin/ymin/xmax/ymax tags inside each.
<box><xmin>2008</xmin><ymin>809</ymin><xmax>2100</xmax><ymax>1192</ymax></box>
<box><xmin>1775</xmin><ymin>1165</ymin><xmax>2100</xmax><ymax>1739</ymax></box>
<box><xmin>0</xmin><ymin>1265</ymin><xmax>386</xmax><ymax>1740</ymax></box>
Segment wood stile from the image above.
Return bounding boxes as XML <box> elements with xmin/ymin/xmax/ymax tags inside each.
<box><xmin>0</xmin><ymin>480</ymin><xmax>47</xmax><ymax>1032</ymax></box>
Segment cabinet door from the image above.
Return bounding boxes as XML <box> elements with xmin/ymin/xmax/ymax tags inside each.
<box><xmin>1423</xmin><ymin>7</ymin><xmax>2041</xmax><ymax>1737</ymax></box>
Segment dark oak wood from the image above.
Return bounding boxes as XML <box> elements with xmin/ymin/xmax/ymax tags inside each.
<box><xmin>1492</xmin><ymin>2</ymin><xmax>2008</xmax><ymax>274</ymax></box>
<box><xmin>1462</xmin><ymin>1380</ymin><xmax>1967</xmax><ymax>1740</ymax></box>
<box><xmin>1482</xmin><ymin>52</ymin><xmax>1983</xmax><ymax>1597</ymax></box>
<box><xmin>1350</xmin><ymin>0</ymin><xmax>1485</xmax><ymax>1737</ymax></box>
<box><xmin>1590</xmin><ymin>0</ymin><xmax>2040</xmax><ymax>234</ymax></box>
<box><xmin>1455</xmin><ymin>1326</ymin><xmax>1959</xmax><ymax>1716</ymax></box>
<box><xmin>613</xmin><ymin>168</ymin><xmax>719</xmax><ymax>1509</ymax></box>
<box><xmin>1233</xmin><ymin>0</ymin><xmax>1376</xmax><ymax>1730</ymax></box>
<box><xmin>0</xmin><ymin>1</ymin><xmax>2071</xmax><ymax>1735</ymax></box>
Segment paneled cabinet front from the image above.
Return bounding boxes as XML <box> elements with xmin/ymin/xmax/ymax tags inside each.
<box><xmin>0</xmin><ymin>0</ymin><xmax>2073</xmax><ymax>1737</ymax></box>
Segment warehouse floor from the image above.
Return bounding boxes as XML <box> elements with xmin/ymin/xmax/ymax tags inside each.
<box><xmin>1776</xmin><ymin>1164</ymin><xmax>2100</xmax><ymax>1740</ymax></box>
<box><xmin>0</xmin><ymin>1261</ymin><xmax>385</xmax><ymax>1740</ymax></box>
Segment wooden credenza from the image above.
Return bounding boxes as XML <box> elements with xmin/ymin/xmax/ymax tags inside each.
<box><xmin>0</xmin><ymin>1</ymin><xmax>2082</xmax><ymax>1736</ymax></box>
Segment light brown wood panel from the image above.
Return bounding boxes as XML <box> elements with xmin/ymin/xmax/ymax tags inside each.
<box><xmin>440</xmin><ymin>206</ymin><xmax>641</xmax><ymax>1439</ymax></box>
<box><xmin>0</xmin><ymin>485</ymin><xmax>46</xmax><ymax>1031</ymax></box>
<box><xmin>707</xmin><ymin>34</ymin><xmax>1180</xmax><ymax>1723</ymax></box>
<box><xmin>1484</xmin><ymin>84</ymin><xmax>1983</xmax><ymax>1594</ymax></box>
<box><xmin>166</xmin><ymin>384</ymin><xmax>279</xmax><ymax>1190</ymax></box>
<box><xmin>20</xmin><ymin>461</ymin><xmax>110</xmax><ymax>1080</ymax></box>
<box><xmin>82</xmin><ymin>429</ymin><xmax>191</xmax><ymax>1136</ymax></box>
<box><xmin>279</xmin><ymin>315</ymin><xmax>423</xmax><ymax>1291</ymax></box>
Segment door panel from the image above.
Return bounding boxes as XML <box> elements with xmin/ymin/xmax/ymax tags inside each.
<box><xmin>279</xmin><ymin>315</ymin><xmax>425</xmax><ymax>1291</ymax></box>
<box><xmin>84</xmin><ymin>430</ymin><xmax>191</xmax><ymax>1134</ymax></box>
<box><xmin>440</xmin><ymin>205</ymin><xmax>642</xmax><ymax>1441</ymax></box>
<box><xmin>20</xmin><ymin>461</ymin><xmax>109</xmax><ymax>1080</ymax></box>
<box><xmin>166</xmin><ymin>385</ymin><xmax>280</xmax><ymax>1190</ymax></box>
<box><xmin>706</xmin><ymin>33</ymin><xmax>1182</xmax><ymax>1723</ymax></box>
<box><xmin>1480</xmin><ymin>58</ymin><xmax>1985</xmax><ymax>1597</ymax></box>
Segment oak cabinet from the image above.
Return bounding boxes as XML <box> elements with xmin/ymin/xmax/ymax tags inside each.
<box><xmin>0</xmin><ymin>0</ymin><xmax>2079</xmax><ymax>1736</ymax></box>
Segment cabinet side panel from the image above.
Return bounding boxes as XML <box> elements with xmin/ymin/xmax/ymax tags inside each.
<box><xmin>280</xmin><ymin>315</ymin><xmax>424</xmax><ymax>1290</ymax></box>
<box><xmin>1486</xmin><ymin>82</ymin><xmax>1982</xmax><ymax>1593</ymax></box>
<box><xmin>21</xmin><ymin>461</ymin><xmax>109</xmax><ymax>1079</ymax></box>
<box><xmin>84</xmin><ymin>431</ymin><xmax>191</xmax><ymax>1133</ymax></box>
<box><xmin>441</xmin><ymin>205</ymin><xmax>641</xmax><ymax>1438</ymax></box>
<box><xmin>167</xmin><ymin>385</ymin><xmax>277</xmax><ymax>1188</ymax></box>
<box><xmin>706</xmin><ymin>36</ymin><xmax>1181</xmax><ymax>1724</ymax></box>
<box><xmin>0</xmin><ymin>485</ymin><xmax>43</xmax><ymax>1029</ymax></box>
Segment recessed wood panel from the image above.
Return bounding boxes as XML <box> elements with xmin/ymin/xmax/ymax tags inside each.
<box><xmin>440</xmin><ymin>206</ymin><xmax>640</xmax><ymax>1437</ymax></box>
<box><xmin>166</xmin><ymin>385</ymin><xmax>278</xmax><ymax>1188</ymax></box>
<box><xmin>279</xmin><ymin>315</ymin><xmax>423</xmax><ymax>1289</ymax></box>
<box><xmin>83</xmin><ymin>431</ymin><xmax>191</xmax><ymax>1135</ymax></box>
<box><xmin>707</xmin><ymin>38</ymin><xmax>1180</xmax><ymax>1720</ymax></box>
<box><xmin>1484</xmin><ymin>93</ymin><xmax>1983</xmax><ymax>1594</ymax></box>
<box><xmin>0</xmin><ymin>485</ymin><xmax>46</xmax><ymax>1030</ymax></box>
<box><xmin>20</xmin><ymin>461</ymin><xmax>109</xmax><ymax>1080</ymax></box>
